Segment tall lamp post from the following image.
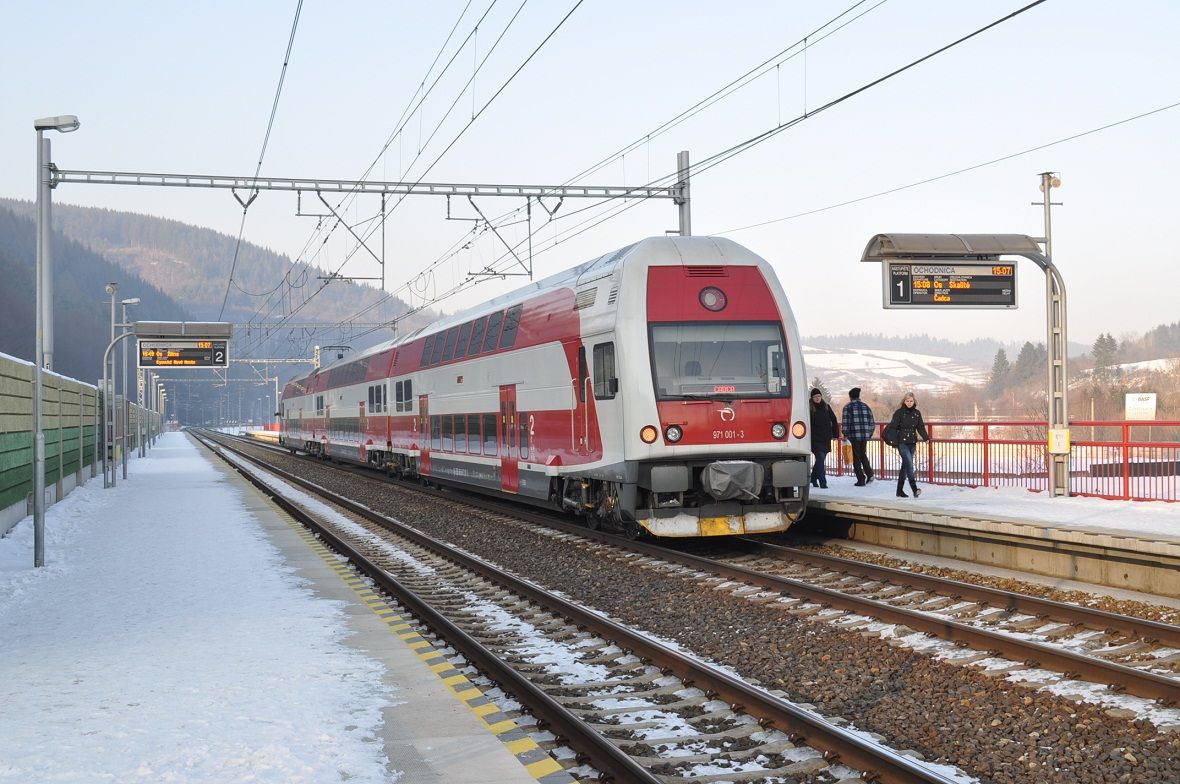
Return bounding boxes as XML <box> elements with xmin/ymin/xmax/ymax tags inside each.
<box><xmin>103</xmin><ymin>283</ymin><xmax>118</xmax><ymax>488</ymax></box>
<box><xmin>120</xmin><ymin>298</ymin><xmax>140</xmax><ymax>479</ymax></box>
<box><xmin>32</xmin><ymin>114</ymin><xmax>80</xmax><ymax>568</ymax></box>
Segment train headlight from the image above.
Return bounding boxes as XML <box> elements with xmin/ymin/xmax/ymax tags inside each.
<box><xmin>665</xmin><ymin>425</ymin><xmax>683</xmax><ymax>443</ymax></box>
<box><xmin>790</xmin><ymin>420</ymin><xmax>807</xmax><ymax>439</ymax></box>
<box><xmin>770</xmin><ymin>422</ymin><xmax>787</xmax><ymax>440</ymax></box>
<box><xmin>698</xmin><ymin>286</ymin><xmax>728</xmax><ymax>312</ymax></box>
<box><xmin>640</xmin><ymin>425</ymin><xmax>659</xmax><ymax>444</ymax></box>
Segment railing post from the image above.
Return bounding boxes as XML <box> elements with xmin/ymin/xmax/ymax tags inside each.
<box><xmin>926</xmin><ymin>423</ymin><xmax>935</xmax><ymax>483</ymax></box>
<box><xmin>982</xmin><ymin>424</ymin><xmax>990</xmax><ymax>487</ymax></box>
<box><xmin>1122</xmin><ymin>422</ymin><xmax>1131</xmax><ymax>501</ymax></box>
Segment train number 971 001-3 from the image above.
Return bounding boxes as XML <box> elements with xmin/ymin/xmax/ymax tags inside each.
<box><xmin>712</xmin><ymin>429</ymin><xmax>746</xmax><ymax>440</ymax></box>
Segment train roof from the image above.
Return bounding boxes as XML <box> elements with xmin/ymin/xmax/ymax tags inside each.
<box><xmin>286</xmin><ymin>235</ymin><xmax>763</xmax><ymax>389</ymax></box>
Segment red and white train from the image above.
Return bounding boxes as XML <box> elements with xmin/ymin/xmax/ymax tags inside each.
<box><xmin>279</xmin><ymin>236</ymin><xmax>812</xmax><ymax>536</ymax></box>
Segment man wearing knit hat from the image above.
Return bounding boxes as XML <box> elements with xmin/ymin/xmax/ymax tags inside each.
<box><xmin>841</xmin><ymin>387</ymin><xmax>876</xmax><ymax>486</ymax></box>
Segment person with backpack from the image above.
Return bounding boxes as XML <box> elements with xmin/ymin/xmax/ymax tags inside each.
<box><xmin>884</xmin><ymin>391</ymin><xmax>929</xmax><ymax>498</ymax></box>
<box><xmin>808</xmin><ymin>388</ymin><xmax>839</xmax><ymax>489</ymax></box>
<box><xmin>841</xmin><ymin>387</ymin><xmax>875</xmax><ymax>486</ymax></box>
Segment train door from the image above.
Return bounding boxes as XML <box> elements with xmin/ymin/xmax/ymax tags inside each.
<box><xmin>573</xmin><ymin>344</ymin><xmax>589</xmax><ymax>455</ymax></box>
<box><xmin>418</xmin><ymin>394</ymin><xmax>430</xmax><ymax>475</ymax></box>
<box><xmin>499</xmin><ymin>385</ymin><xmax>519</xmax><ymax>493</ymax></box>
<box><xmin>358</xmin><ymin>400</ymin><xmax>367</xmax><ymax>460</ymax></box>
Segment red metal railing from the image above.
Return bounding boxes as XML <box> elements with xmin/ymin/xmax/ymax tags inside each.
<box><xmin>828</xmin><ymin>420</ymin><xmax>1180</xmax><ymax>502</ymax></box>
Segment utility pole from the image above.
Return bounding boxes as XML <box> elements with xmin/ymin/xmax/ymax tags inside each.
<box><xmin>1035</xmin><ymin>172</ymin><xmax>1070</xmax><ymax>497</ymax></box>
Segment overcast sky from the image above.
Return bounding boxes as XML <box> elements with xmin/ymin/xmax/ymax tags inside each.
<box><xmin>3</xmin><ymin>1</ymin><xmax>1178</xmax><ymax>347</ymax></box>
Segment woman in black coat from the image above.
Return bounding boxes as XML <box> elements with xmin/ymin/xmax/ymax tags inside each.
<box><xmin>808</xmin><ymin>388</ymin><xmax>839</xmax><ymax>489</ymax></box>
<box><xmin>886</xmin><ymin>391</ymin><xmax>929</xmax><ymax>498</ymax></box>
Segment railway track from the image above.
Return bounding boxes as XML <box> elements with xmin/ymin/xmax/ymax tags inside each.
<box><xmin>221</xmin><ymin>430</ymin><xmax>1180</xmax><ymax>706</ymax></box>
<box><xmin>197</xmin><ymin>431</ymin><xmax>960</xmax><ymax>783</ymax></box>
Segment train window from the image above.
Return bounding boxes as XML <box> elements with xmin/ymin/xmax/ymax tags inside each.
<box><xmin>442</xmin><ymin>416</ymin><xmax>454</xmax><ymax>451</ymax></box>
<box><xmin>482</xmin><ymin>413</ymin><xmax>497</xmax><ymax>455</ymax></box>
<box><xmin>482</xmin><ymin>311</ymin><xmax>504</xmax><ymax>353</ymax></box>
<box><xmin>315</xmin><ymin>395</ymin><xmax>325</xmax><ymax>415</ymax></box>
<box><xmin>394</xmin><ymin>381</ymin><xmax>403</xmax><ymax>412</ymax></box>
<box><xmin>367</xmin><ymin>386</ymin><xmax>375</xmax><ymax>410</ymax></box>
<box><xmin>519</xmin><ymin>413</ymin><xmax>529</xmax><ymax>460</ymax></box>
<box><xmin>403</xmin><ymin>380</ymin><xmax>412</xmax><ymax>411</ymax></box>
<box><xmin>498</xmin><ymin>304</ymin><xmax>523</xmax><ymax>349</ymax></box>
<box><xmin>430</xmin><ymin>332</ymin><xmax>447</xmax><ymax>365</ymax></box>
<box><xmin>455</xmin><ymin>415</ymin><xmax>467</xmax><ymax>452</ymax></box>
<box><xmin>593</xmin><ymin>342</ymin><xmax>617</xmax><ymax>400</ymax></box>
<box><xmin>422</xmin><ymin>335</ymin><xmax>435</xmax><ymax>366</ymax></box>
<box><xmin>380</xmin><ymin>385</ymin><xmax>387</xmax><ymax>413</ymax></box>
<box><xmin>442</xmin><ymin>327</ymin><xmax>459</xmax><ymax>362</ymax></box>
<box><xmin>467</xmin><ymin>414</ymin><xmax>481</xmax><ymax>454</ymax></box>
<box><xmin>454</xmin><ymin>322</ymin><xmax>471</xmax><ymax>360</ymax></box>
<box><xmin>577</xmin><ymin>347</ymin><xmax>588</xmax><ymax>403</ymax></box>
<box><xmin>431</xmin><ymin>416</ymin><xmax>441</xmax><ymax>450</ymax></box>
<box><xmin>468</xmin><ymin>316</ymin><xmax>487</xmax><ymax>355</ymax></box>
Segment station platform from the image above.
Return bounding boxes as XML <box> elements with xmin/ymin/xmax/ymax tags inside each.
<box><xmin>805</xmin><ymin>473</ymin><xmax>1180</xmax><ymax>599</ymax></box>
<box><xmin>0</xmin><ymin>432</ymin><xmax>563</xmax><ymax>784</ymax></box>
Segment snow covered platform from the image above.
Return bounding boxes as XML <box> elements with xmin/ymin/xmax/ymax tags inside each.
<box><xmin>805</xmin><ymin>475</ymin><xmax>1180</xmax><ymax>599</ymax></box>
<box><xmin>0</xmin><ymin>432</ymin><xmax>562</xmax><ymax>784</ymax></box>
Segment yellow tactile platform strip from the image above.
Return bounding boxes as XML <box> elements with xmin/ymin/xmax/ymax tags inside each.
<box><xmin>282</xmin><ymin>513</ymin><xmax>580</xmax><ymax>784</ymax></box>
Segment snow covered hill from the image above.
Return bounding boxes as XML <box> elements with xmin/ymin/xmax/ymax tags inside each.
<box><xmin>802</xmin><ymin>345</ymin><xmax>987</xmax><ymax>393</ymax></box>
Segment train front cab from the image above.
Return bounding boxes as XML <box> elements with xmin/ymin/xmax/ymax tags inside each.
<box><xmin>624</xmin><ymin>248</ymin><xmax>810</xmax><ymax>537</ymax></box>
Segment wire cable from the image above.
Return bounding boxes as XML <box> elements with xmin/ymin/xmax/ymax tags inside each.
<box><xmin>217</xmin><ymin>0</ymin><xmax>304</xmax><ymax>320</ymax></box>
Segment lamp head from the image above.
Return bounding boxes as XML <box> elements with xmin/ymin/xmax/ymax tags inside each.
<box><xmin>105</xmin><ymin>283</ymin><xmax>117</xmax><ymax>295</ymax></box>
<box><xmin>34</xmin><ymin>115</ymin><xmax>80</xmax><ymax>133</ymax></box>
<box><xmin>121</xmin><ymin>297</ymin><xmax>141</xmax><ymax>305</ymax></box>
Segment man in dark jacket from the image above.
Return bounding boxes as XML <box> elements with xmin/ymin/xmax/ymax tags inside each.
<box><xmin>808</xmin><ymin>388</ymin><xmax>839</xmax><ymax>489</ymax></box>
<box><xmin>841</xmin><ymin>387</ymin><xmax>875</xmax><ymax>486</ymax></box>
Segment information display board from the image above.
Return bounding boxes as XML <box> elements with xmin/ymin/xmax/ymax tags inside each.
<box><xmin>884</xmin><ymin>262</ymin><xmax>1017</xmax><ymax>309</ymax></box>
<box><xmin>138</xmin><ymin>340</ymin><xmax>228</xmax><ymax>368</ymax></box>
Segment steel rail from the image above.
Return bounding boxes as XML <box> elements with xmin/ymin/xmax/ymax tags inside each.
<box><xmin>194</xmin><ymin>432</ymin><xmax>660</xmax><ymax>784</ymax></box>
<box><xmin>736</xmin><ymin>538</ymin><xmax>1180</xmax><ymax>649</ymax></box>
<box><xmin>226</xmin><ymin>430</ymin><xmax>1180</xmax><ymax>704</ymax></box>
<box><xmin>200</xmin><ymin>431</ymin><xmax>960</xmax><ymax>784</ymax></box>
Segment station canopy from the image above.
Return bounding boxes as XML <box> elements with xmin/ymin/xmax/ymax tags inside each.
<box><xmin>861</xmin><ymin>233</ymin><xmax>1043</xmax><ymax>261</ymax></box>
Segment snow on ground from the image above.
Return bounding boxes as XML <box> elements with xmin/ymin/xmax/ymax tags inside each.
<box><xmin>0</xmin><ymin>433</ymin><xmax>397</xmax><ymax>784</ymax></box>
<box><xmin>813</xmin><ymin>471</ymin><xmax>1180</xmax><ymax>540</ymax></box>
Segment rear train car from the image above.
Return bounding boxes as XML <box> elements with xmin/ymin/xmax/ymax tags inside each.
<box><xmin>280</xmin><ymin>236</ymin><xmax>812</xmax><ymax>536</ymax></box>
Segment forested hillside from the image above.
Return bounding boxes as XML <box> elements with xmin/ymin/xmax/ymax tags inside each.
<box><xmin>0</xmin><ymin>206</ymin><xmax>193</xmax><ymax>383</ymax></box>
<box><xmin>0</xmin><ymin>198</ymin><xmax>407</xmax><ymax>330</ymax></box>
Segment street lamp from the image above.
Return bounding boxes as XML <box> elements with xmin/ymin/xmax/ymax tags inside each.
<box><xmin>120</xmin><ymin>297</ymin><xmax>140</xmax><ymax>479</ymax></box>
<box><xmin>103</xmin><ymin>283</ymin><xmax>117</xmax><ymax>488</ymax></box>
<box><xmin>32</xmin><ymin>114</ymin><xmax>79</xmax><ymax>568</ymax></box>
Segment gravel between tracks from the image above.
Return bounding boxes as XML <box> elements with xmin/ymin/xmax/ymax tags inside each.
<box><xmin>228</xmin><ymin>442</ymin><xmax>1180</xmax><ymax>784</ymax></box>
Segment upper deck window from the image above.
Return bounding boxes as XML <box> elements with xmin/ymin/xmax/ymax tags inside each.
<box><xmin>649</xmin><ymin>321</ymin><xmax>789</xmax><ymax>400</ymax></box>
<box><xmin>498</xmin><ymin>304</ymin><xmax>523</xmax><ymax>349</ymax></box>
<box><xmin>482</xmin><ymin>311</ymin><xmax>504</xmax><ymax>353</ymax></box>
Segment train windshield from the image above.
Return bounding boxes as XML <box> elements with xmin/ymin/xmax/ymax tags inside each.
<box><xmin>649</xmin><ymin>322</ymin><xmax>790</xmax><ymax>400</ymax></box>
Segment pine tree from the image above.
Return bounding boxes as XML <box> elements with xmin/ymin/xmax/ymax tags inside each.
<box><xmin>1012</xmin><ymin>342</ymin><xmax>1044</xmax><ymax>384</ymax></box>
<box><xmin>1093</xmin><ymin>333</ymin><xmax>1118</xmax><ymax>383</ymax></box>
<box><xmin>988</xmin><ymin>348</ymin><xmax>1011</xmax><ymax>397</ymax></box>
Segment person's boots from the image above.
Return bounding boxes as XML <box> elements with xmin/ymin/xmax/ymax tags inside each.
<box><xmin>911</xmin><ymin>482</ymin><xmax>921</xmax><ymax>498</ymax></box>
<box><xmin>896</xmin><ymin>477</ymin><xmax>907</xmax><ymax>498</ymax></box>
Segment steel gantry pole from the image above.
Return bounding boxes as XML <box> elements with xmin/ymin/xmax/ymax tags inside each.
<box><xmin>120</xmin><ymin>298</ymin><xmax>139</xmax><ymax>479</ymax></box>
<box><xmin>676</xmin><ymin>150</ymin><xmax>691</xmax><ymax>237</ymax></box>
<box><xmin>1038</xmin><ymin>173</ymin><xmax>1070</xmax><ymax>497</ymax></box>
<box><xmin>32</xmin><ymin>114</ymin><xmax>80</xmax><ymax>567</ymax></box>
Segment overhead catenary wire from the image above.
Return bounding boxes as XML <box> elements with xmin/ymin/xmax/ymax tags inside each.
<box><xmin>715</xmin><ymin>100</ymin><xmax>1180</xmax><ymax>236</ymax></box>
<box><xmin>367</xmin><ymin>0</ymin><xmax>1058</xmax><ymax>322</ymax></box>
<box><xmin>217</xmin><ymin>0</ymin><xmax>304</xmax><ymax>321</ymax></box>
<box><xmin>235</xmin><ymin>1</ymin><xmax>585</xmax><ymax>359</ymax></box>
<box><xmin>248</xmin><ymin>0</ymin><xmax>887</xmax><ymax>357</ymax></box>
